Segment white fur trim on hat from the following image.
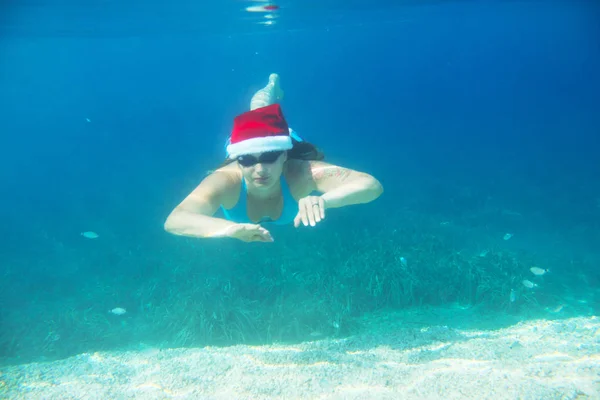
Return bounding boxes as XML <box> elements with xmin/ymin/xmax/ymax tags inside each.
<box><xmin>227</xmin><ymin>135</ymin><xmax>293</xmax><ymax>159</ymax></box>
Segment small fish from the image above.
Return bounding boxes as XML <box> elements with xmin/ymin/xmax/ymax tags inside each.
<box><xmin>81</xmin><ymin>231</ymin><xmax>99</xmax><ymax>239</ymax></box>
<box><xmin>479</xmin><ymin>250</ymin><xmax>489</xmax><ymax>257</ymax></box>
<box><xmin>522</xmin><ymin>280</ymin><xmax>538</xmax><ymax>289</ymax></box>
<box><xmin>503</xmin><ymin>233</ymin><xmax>513</xmax><ymax>241</ymax></box>
<box><xmin>110</xmin><ymin>307</ymin><xmax>127</xmax><ymax>315</ymax></box>
<box><xmin>530</xmin><ymin>267</ymin><xmax>549</xmax><ymax>276</ymax></box>
<box><xmin>545</xmin><ymin>304</ymin><xmax>564</xmax><ymax>314</ymax></box>
<box><xmin>399</xmin><ymin>257</ymin><xmax>408</xmax><ymax>268</ymax></box>
<box><xmin>86</xmin><ymin>118</ymin><xmax>91</xmax><ymax>122</ymax></box>
<box><xmin>509</xmin><ymin>289</ymin><xmax>516</xmax><ymax>302</ymax></box>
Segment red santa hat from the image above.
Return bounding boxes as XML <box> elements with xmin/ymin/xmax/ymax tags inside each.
<box><xmin>226</xmin><ymin>103</ymin><xmax>293</xmax><ymax>158</ymax></box>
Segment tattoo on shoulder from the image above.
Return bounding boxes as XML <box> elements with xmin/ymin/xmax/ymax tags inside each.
<box><xmin>312</xmin><ymin>165</ymin><xmax>351</xmax><ymax>182</ymax></box>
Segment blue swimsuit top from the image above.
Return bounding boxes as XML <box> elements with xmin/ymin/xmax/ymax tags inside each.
<box><xmin>220</xmin><ymin>176</ymin><xmax>298</xmax><ymax>225</ymax></box>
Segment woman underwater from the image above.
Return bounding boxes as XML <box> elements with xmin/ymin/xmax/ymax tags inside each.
<box><xmin>164</xmin><ymin>74</ymin><xmax>383</xmax><ymax>243</ymax></box>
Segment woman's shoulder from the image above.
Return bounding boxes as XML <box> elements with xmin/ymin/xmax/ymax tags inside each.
<box><xmin>285</xmin><ymin>159</ymin><xmax>353</xmax><ymax>195</ymax></box>
<box><xmin>207</xmin><ymin>164</ymin><xmax>242</xmax><ymax>206</ymax></box>
<box><xmin>285</xmin><ymin>159</ymin><xmax>331</xmax><ymax>180</ymax></box>
<box><xmin>214</xmin><ymin>162</ymin><xmax>241</xmax><ymax>175</ymax></box>
<box><xmin>284</xmin><ymin>160</ymin><xmax>319</xmax><ymax>197</ymax></box>
<box><xmin>285</xmin><ymin>159</ymin><xmax>310</xmax><ymax>178</ymax></box>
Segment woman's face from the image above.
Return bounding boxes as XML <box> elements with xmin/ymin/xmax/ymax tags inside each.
<box><xmin>237</xmin><ymin>151</ymin><xmax>287</xmax><ymax>189</ymax></box>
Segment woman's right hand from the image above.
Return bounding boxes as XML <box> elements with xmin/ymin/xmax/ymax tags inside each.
<box><xmin>225</xmin><ymin>223</ymin><xmax>274</xmax><ymax>243</ymax></box>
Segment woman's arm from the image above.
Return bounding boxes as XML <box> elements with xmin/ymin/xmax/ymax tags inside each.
<box><xmin>291</xmin><ymin>160</ymin><xmax>383</xmax><ymax>227</ymax></box>
<box><xmin>165</xmin><ymin>171</ymin><xmax>274</xmax><ymax>242</ymax></box>
<box><xmin>310</xmin><ymin>161</ymin><xmax>383</xmax><ymax>209</ymax></box>
<box><xmin>164</xmin><ymin>171</ymin><xmax>239</xmax><ymax>238</ymax></box>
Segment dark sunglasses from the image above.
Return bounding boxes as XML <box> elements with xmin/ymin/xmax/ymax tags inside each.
<box><xmin>237</xmin><ymin>151</ymin><xmax>283</xmax><ymax>167</ymax></box>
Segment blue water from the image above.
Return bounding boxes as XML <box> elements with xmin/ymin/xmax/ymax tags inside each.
<box><xmin>0</xmin><ymin>0</ymin><xmax>598</xmax><ymax>365</ymax></box>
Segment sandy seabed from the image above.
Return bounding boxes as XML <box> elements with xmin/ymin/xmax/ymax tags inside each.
<box><xmin>2</xmin><ymin>309</ymin><xmax>599</xmax><ymax>400</ymax></box>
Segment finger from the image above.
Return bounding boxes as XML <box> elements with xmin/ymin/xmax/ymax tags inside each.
<box><xmin>300</xmin><ymin>201</ymin><xmax>309</xmax><ymax>227</ymax></box>
<box><xmin>312</xmin><ymin>196</ymin><xmax>324</xmax><ymax>224</ymax></box>
<box><xmin>307</xmin><ymin>201</ymin><xmax>317</xmax><ymax>227</ymax></box>
<box><xmin>313</xmin><ymin>207</ymin><xmax>321</xmax><ymax>224</ymax></box>
<box><xmin>260</xmin><ymin>228</ymin><xmax>274</xmax><ymax>242</ymax></box>
<box><xmin>304</xmin><ymin>201</ymin><xmax>315</xmax><ymax>226</ymax></box>
<box><xmin>244</xmin><ymin>225</ymin><xmax>270</xmax><ymax>242</ymax></box>
<box><xmin>294</xmin><ymin>213</ymin><xmax>302</xmax><ymax>228</ymax></box>
<box><xmin>312</xmin><ymin>200</ymin><xmax>322</xmax><ymax>224</ymax></box>
<box><xmin>319</xmin><ymin>197</ymin><xmax>326</xmax><ymax>219</ymax></box>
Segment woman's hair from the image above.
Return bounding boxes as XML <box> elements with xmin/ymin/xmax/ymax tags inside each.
<box><xmin>217</xmin><ymin>138</ymin><xmax>324</xmax><ymax>169</ymax></box>
<box><xmin>288</xmin><ymin>139</ymin><xmax>325</xmax><ymax>161</ymax></box>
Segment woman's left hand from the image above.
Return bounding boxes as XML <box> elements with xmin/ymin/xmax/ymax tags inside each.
<box><xmin>294</xmin><ymin>195</ymin><xmax>326</xmax><ymax>227</ymax></box>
